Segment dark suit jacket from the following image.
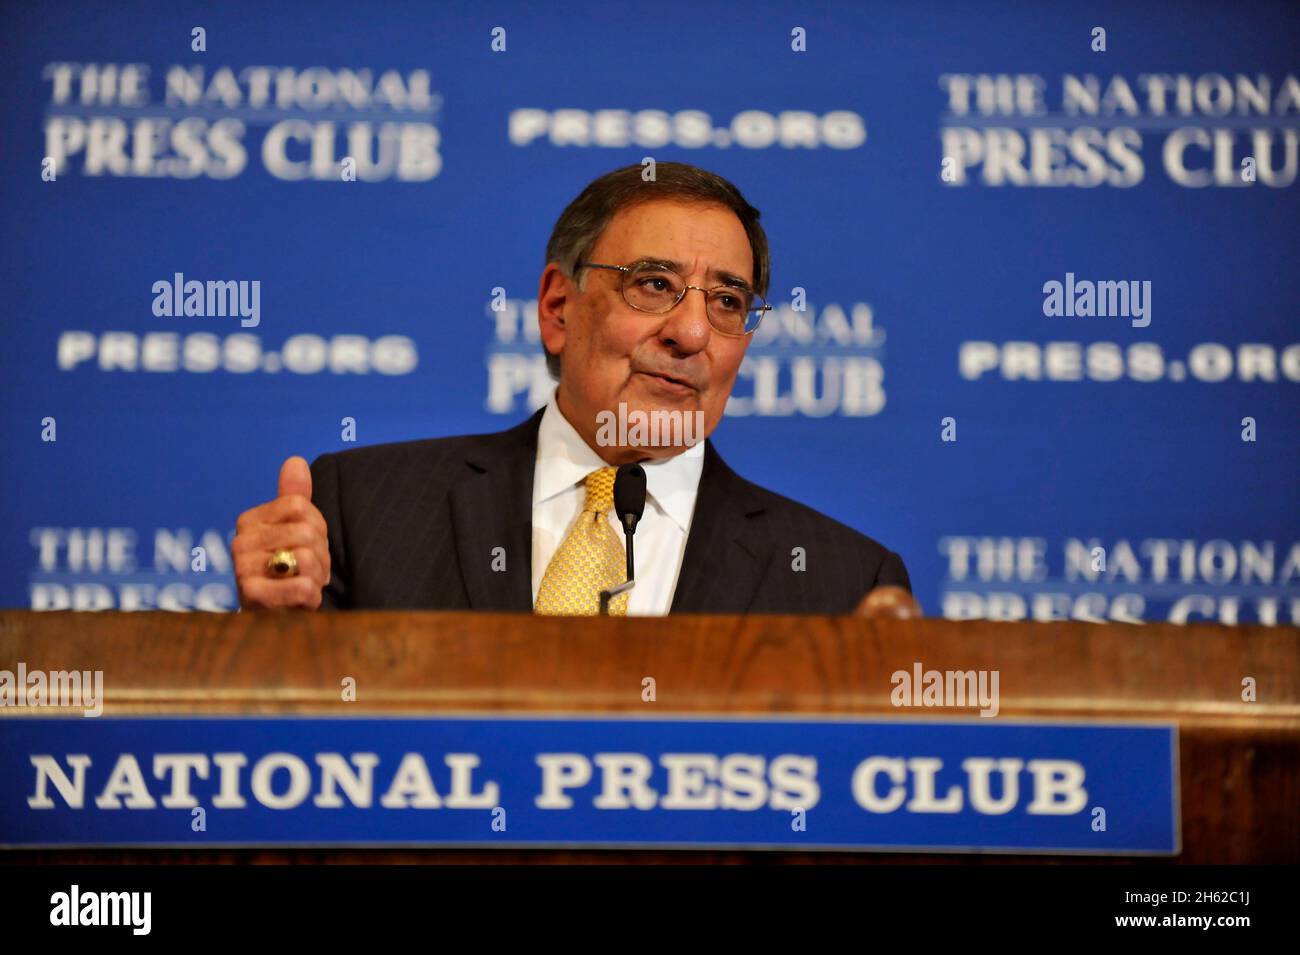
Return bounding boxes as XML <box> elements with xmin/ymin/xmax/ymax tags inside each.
<box><xmin>310</xmin><ymin>409</ymin><xmax>909</xmax><ymax>613</ymax></box>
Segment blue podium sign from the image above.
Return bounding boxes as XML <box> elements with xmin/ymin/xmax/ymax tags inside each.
<box><xmin>0</xmin><ymin>715</ymin><xmax>1178</xmax><ymax>854</ymax></box>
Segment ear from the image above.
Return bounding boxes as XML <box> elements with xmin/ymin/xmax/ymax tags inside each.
<box><xmin>537</xmin><ymin>262</ymin><xmax>571</xmax><ymax>363</ymax></box>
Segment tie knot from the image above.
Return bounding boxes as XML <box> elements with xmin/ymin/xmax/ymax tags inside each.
<box><xmin>583</xmin><ymin>467</ymin><xmax>617</xmax><ymax>514</ymax></box>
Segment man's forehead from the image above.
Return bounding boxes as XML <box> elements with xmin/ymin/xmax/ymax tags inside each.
<box><xmin>594</xmin><ymin>200</ymin><xmax>753</xmax><ymax>281</ymax></box>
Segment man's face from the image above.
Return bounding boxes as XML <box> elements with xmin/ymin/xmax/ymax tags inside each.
<box><xmin>538</xmin><ymin>199</ymin><xmax>756</xmax><ymax>463</ymax></box>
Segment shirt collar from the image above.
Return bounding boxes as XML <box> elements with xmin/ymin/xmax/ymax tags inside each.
<box><xmin>533</xmin><ymin>392</ymin><xmax>705</xmax><ymax>534</ymax></box>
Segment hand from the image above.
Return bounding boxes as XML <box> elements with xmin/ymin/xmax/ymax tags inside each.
<box><xmin>233</xmin><ymin>456</ymin><xmax>331</xmax><ymax>610</ymax></box>
<box><xmin>853</xmin><ymin>586</ymin><xmax>922</xmax><ymax>620</ymax></box>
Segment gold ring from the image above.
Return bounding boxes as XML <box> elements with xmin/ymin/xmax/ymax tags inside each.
<box><xmin>267</xmin><ymin>549</ymin><xmax>299</xmax><ymax>578</ymax></box>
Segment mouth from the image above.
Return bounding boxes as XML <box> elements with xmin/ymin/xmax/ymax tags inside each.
<box><xmin>635</xmin><ymin>369</ymin><xmax>699</xmax><ymax>396</ymax></box>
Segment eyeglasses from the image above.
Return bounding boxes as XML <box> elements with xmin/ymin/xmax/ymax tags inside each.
<box><xmin>576</xmin><ymin>260</ymin><xmax>770</xmax><ymax>337</ymax></box>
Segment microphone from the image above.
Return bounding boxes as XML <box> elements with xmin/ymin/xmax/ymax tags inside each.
<box><xmin>600</xmin><ymin>463</ymin><xmax>647</xmax><ymax>615</ymax></box>
<box><xmin>613</xmin><ymin>463</ymin><xmax>647</xmax><ymax>577</ymax></box>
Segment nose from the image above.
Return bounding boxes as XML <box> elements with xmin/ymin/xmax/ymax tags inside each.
<box><xmin>657</xmin><ymin>287</ymin><xmax>711</xmax><ymax>356</ymax></box>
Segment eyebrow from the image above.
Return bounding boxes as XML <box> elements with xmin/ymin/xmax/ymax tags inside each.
<box><xmin>631</xmin><ymin>257</ymin><xmax>754</xmax><ymax>292</ymax></box>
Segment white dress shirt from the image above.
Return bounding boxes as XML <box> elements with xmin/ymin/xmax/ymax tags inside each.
<box><xmin>531</xmin><ymin>392</ymin><xmax>705</xmax><ymax>616</ymax></box>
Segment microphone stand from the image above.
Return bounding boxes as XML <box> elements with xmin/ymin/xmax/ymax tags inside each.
<box><xmin>599</xmin><ymin>515</ymin><xmax>637</xmax><ymax>616</ymax></box>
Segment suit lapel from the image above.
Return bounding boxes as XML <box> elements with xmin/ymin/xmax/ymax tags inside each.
<box><xmin>448</xmin><ymin>409</ymin><xmax>543</xmax><ymax>611</ymax></box>
<box><xmin>447</xmin><ymin>415</ymin><xmax>770</xmax><ymax>614</ymax></box>
<box><xmin>670</xmin><ymin>441</ymin><xmax>773</xmax><ymax>614</ymax></box>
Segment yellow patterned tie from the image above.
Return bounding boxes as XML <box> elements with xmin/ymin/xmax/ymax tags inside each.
<box><xmin>535</xmin><ymin>467</ymin><xmax>629</xmax><ymax>616</ymax></box>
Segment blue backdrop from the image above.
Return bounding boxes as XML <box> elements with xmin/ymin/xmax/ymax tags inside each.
<box><xmin>3</xmin><ymin>0</ymin><xmax>1297</xmax><ymax>623</ymax></box>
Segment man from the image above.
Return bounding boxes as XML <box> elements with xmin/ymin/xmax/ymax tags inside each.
<box><xmin>234</xmin><ymin>162</ymin><xmax>909</xmax><ymax>614</ymax></box>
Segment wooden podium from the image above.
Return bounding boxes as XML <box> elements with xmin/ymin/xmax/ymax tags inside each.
<box><xmin>1</xmin><ymin>610</ymin><xmax>1297</xmax><ymax>863</ymax></box>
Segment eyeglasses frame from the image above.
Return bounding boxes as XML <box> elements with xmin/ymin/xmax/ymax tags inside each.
<box><xmin>574</xmin><ymin>260</ymin><xmax>771</xmax><ymax>337</ymax></box>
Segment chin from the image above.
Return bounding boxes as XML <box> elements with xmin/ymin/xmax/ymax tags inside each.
<box><xmin>594</xmin><ymin>388</ymin><xmax>712</xmax><ymax>456</ymax></box>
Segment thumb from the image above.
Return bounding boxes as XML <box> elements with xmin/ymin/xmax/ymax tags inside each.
<box><xmin>278</xmin><ymin>455</ymin><xmax>312</xmax><ymax>499</ymax></box>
